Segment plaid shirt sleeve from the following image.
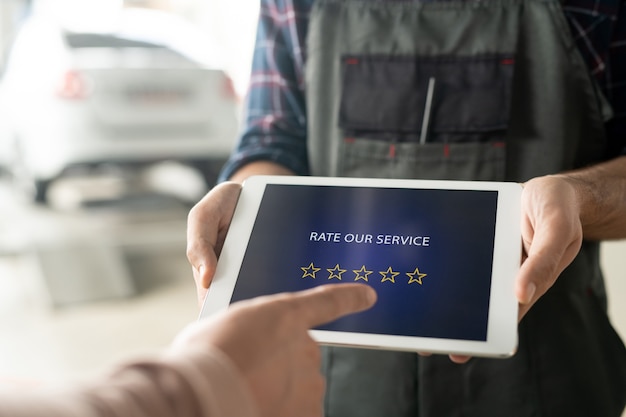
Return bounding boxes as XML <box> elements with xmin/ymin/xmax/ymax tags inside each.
<box><xmin>563</xmin><ymin>0</ymin><xmax>626</xmax><ymax>156</ymax></box>
<box><xmin>219</xmin><ymin>0</ymin><xmax>313</xmax><ymax>181</ymax></box>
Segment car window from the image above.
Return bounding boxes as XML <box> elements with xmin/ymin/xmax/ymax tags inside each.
<box><xmin>64</xmin><ymin>32</ymin><xmax>165</xmax><ymax>49</ymax></box>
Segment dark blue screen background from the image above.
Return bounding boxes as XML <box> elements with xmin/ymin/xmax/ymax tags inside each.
<box><xmin>230</xmin><ymin>184</ymin><xmax>498</xmax><ymax>341</ymax></box>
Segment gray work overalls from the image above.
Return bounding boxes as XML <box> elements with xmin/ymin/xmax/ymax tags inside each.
<box><xmin>304</xmin><ymin>0</ymin><xmax>626</xmax><ymax>415</ymax></box>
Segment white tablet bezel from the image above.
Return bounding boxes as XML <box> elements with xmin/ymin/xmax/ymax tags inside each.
<box><xmin>199</xmin><ymin>175</ymin><xmax>522</xmax><ymax>358</ymax></box>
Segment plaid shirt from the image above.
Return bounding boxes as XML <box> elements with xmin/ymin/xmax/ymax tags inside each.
<box><xmin>220</xmin><ymin>0</ymin><xmax>626</xmax><ymax>180</ymax></box>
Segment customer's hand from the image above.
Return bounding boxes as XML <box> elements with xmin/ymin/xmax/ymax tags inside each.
<box><xmin>173</xmin><ymin>283</ymin><xmax>377</xmax><ymax>417</ymax></box>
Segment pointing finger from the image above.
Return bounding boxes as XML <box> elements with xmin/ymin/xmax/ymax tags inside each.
<box><xmin>289</xmin><ymin>284</ymin><xmax>377</xmax><ymax>328</ymax></box>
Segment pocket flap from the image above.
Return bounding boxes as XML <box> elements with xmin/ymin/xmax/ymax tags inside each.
<box><xmin>338</xmin><ymin>55</ymin><xmax>515</xmax><ymax>135</ymax></box>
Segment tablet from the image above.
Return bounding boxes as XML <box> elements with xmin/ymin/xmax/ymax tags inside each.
<box><xmin>199</xmin><ymin>175</ymin><xmax>522</xmax><ymax>358</ymax></box>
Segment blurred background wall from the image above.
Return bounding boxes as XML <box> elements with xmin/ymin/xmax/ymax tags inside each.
<box><xmin>1</xmin><ymin>0</ymin><xmax>259</xmax><ymax>95</ymax></box>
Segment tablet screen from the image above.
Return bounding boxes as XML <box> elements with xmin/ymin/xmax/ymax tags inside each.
<box><xmin>229</xmin><ymin>184</ymin><xmax>498</xmax><ymax>342</ymax></box>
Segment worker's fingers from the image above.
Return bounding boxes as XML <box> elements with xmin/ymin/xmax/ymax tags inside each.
<box><xmin>186</xmin><ymin>181</ymin><xmax>242</xmax><ymax>297</ymax></box>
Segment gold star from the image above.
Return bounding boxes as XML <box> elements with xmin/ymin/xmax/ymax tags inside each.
<box><xmin>327</xmin><ymin>264</ymin><xmax>347</xmax><ymax>280</ymax></box>
<box><xmin>407</xmin><ymin>266</ymin><xmax>427</xmax><ymax>284</ymax></box>
<box><xmin>353</xmin><ymin>265</ymin><xmax>373</xmax><ymax>282</ymax></box>
<box><xmin>301</xmin><ymin>262</ymin><xmax>321</xmax><ymax>279</ymax></box>
<box><xmin>380</xmin><ymin>267</ymin><xmax>399</xmax><ymax>283</ymax></box>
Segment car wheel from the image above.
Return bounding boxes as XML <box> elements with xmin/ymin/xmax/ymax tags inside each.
<box><xmin>8</xmin><ymin>137</ymin><xmax>54</xmax><ymax>205</ymax></box>
<box><xmin>32</xmin><ymin>178</ymin><xmax>52</xmax><ymax>204</ymax></box>
<box><xmin>12</xmin><ymin>174</ymin><xmax>53</xmax><ymax>205</ymax></box>
<box><xmin>10</xmin><ymin>156</ymin><xmax>53</xmax><ymax>205</ymax></box>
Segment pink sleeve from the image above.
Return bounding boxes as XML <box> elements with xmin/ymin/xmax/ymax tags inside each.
<box><xmin>0</xmin><ymin>348</ymin><xmax>259</xmax><ymax>417</ymax></box>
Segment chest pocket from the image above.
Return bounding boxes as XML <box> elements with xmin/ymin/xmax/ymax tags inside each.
<box><xmin>338</xmin><ymin>55</ymin><xmax>515</xmax><ymax>181</ymax></box>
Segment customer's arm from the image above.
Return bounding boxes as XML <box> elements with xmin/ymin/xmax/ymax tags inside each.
<box><xmin>0</xmin><ymin>349</ymin><xmax>258</xmax><ymax>417</ymax></box>
<box><xmin>0</xmin><ymin>284</ymin><xmax>377</xmax><ymax>417</ymax></box>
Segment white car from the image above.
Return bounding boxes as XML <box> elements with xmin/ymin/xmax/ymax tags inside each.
<box><xmin>0</xmin><ymin>8</ymin><xmax>240</xmax><ymax>203</ymax></box>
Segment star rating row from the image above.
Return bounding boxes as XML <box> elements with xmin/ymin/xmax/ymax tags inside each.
<box><xmin>300</xmin><ymin>262</ymin><xmax>428</xmax><ymax>284</ymax></box>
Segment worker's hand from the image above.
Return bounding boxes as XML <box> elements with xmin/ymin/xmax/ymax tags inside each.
<box><xmin>186</xmin><ymin>181</ymin><xmax>242</xmax><ymax>306</ymax></box>
<box><xmin>515</xmin><ymin>175</ymin><xmax>583</xmax><ymax>319</ymax></box>
<box><xmin>173</xmin><ymin>283</ymin><xmax>377</xmax><ymax>417</ymax></box>
<box><xmin>187</xmin><ymin>162</ymin><xmax>295</xmax><ymax>306</ymax></box>
<box><xmin>447</xmin><ymin>175</ymin><xmax>584</xmax><ymax>365</ymax></box>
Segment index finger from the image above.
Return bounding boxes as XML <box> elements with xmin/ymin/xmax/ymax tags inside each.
<box><xmin>290</xmin><ymin>283</ymin><xmax>377</xmax><ymax>328</ymax></box>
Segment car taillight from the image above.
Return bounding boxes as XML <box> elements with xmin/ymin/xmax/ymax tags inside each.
<box><xmin>56</xmin><ymin>70</ymin><xmax>89</xmax><ymax>99</ymax></box>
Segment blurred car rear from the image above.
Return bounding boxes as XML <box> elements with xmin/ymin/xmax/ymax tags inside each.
<box><xmin>0</xmin><ymin>8</ymin><xmax>239</xmax><ymax>203</ymax></box>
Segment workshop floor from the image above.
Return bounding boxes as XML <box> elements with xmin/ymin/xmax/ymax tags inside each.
<box><xmin>0</xmin><ymin>220</ymin><xmax>199</xmax><ymax>384</ymax></box>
